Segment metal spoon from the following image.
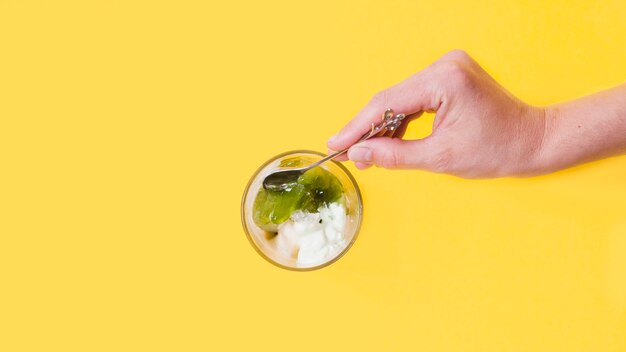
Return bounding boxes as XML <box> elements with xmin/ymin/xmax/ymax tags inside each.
<box><xmin>263</xmin><ymin>109</ymin><xmax>413</xmax><ymax>191</ymax></box>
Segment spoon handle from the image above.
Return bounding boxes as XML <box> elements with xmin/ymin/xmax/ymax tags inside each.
<box><xmin>308</xmin><ymin>109</ymin><xmax>418</xmax><ymax>169</ymax></box>
<box><xmin>307</xmin><ymin>148</ymin><xmax>351</xmax><ymax>169</ymax></box>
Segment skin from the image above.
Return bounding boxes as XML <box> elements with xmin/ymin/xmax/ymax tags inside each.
<box><xmin>327</xmin><ymin>50</ymin><xmax>626</xmax><ymax>178</ymax></box>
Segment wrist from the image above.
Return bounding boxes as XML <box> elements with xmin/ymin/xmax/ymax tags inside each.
<box><xmin>528</xmin><ymin>86</ymin><xmax>626</xmax><ymax>175</ymax></box>
<box><xmin>509</xmin><ymin>105</ymin><xmax>555</xmax><ymax>177</ymax></box>
<box><xmin>526</xmin><ymin>105</ymin><xmax>559</xmax><ymax>176</ymax></box>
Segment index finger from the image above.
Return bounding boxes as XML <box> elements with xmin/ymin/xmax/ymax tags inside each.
<box><xmin>326</xmin><ymin>72</ymin><xmax>438</xmax><ymax>151</ymax></box>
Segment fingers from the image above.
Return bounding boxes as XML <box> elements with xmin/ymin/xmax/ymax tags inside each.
<box><xmin>326</xmin><ymin>50</ymin><xmax>482</xmax><ymax>171</ymax></box>
<box><xmin>327</xmin><ymin>73</ymin><xmax>439</xmax><ymax>152</ymax></box>
<box><xmin>328</xmin><ymin>110</ymin><xmax>423</xmax><ymax>163</ymax></box>
<box><xmin>346</xmin><ymin>137</ymin><xmax>436</xmax><ymax>170</ymax></box>
<box><xmin>354</xmin><ymin>162</ymin><xmax>373</xmax><ymax>170</ymax></box>
<box><xmin>329</xmin><ymin>149</ymin><xmax>348</xmax><ymax>162</ymax></box>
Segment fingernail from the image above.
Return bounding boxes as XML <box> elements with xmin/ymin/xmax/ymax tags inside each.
<box><xmin>355</xmin><ymin>162</ymin><xmax>373</xmax><ymax>170</ymax></box>
<box><xmin>327</xmin><ymin>134</ymin><xmax>339</xmax><ymax>145</ymax></box>
<box><xmin>348</xmin><ymin>146</ymin><xmax>372</xmax><ymax>162</ymax></box>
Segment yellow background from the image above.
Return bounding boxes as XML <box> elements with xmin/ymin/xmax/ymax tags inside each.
<box><xmin>1</xmin><ymin>0</ymin><xmax>625</xmax><ymax>351</ymax></box>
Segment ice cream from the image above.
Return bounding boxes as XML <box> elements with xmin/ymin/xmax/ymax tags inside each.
<box><xmin>274</xmin><ymin>202</ymin><xmax>347</xmax><ymax>266</ymax></box>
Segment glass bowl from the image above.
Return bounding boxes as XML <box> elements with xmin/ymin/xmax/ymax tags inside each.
<box><xmin>241</xmin><ymin>150</ymin><xmax>363</xmax><ymax>271</ymax></box>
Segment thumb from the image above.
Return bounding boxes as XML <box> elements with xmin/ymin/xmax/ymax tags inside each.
<box><xmin>347</xmin><ymin>137</ymin><xmax>437</xmax><ymax>170</ymax></box>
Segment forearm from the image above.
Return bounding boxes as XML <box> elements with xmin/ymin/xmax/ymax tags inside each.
<box><xmin>537</xmin><ymin>84</ymin><xmax>626</xmax><ymax>173</ymax></box>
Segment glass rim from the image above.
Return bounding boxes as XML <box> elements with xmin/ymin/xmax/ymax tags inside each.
<box><xmin>240</xmin><ymin>149</ymin><xmax>363</xmax><ymax>271</ymax></box>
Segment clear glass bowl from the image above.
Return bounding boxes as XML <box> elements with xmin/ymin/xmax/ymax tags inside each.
<box><xmin>241</xmin><ymin>150</ymin><xmax>363</xmax><ymax>271</ymax></box>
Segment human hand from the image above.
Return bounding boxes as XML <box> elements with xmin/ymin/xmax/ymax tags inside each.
<box><xmin>327</xmin><ymin>50</ymin><xmax>548</xmax><ymax>178</ymax></box>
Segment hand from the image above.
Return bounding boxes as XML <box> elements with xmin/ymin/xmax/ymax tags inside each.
<box><xmin>327</xmin><ymin>50</ymin><xmax>548</xmax><ymax>178</ymax></box>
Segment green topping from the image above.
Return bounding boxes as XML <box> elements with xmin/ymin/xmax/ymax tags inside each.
<box><xmin>278</xmin><ymin>156</ymin><xmax>309</xmax><ymax>168</ymax></box>
<box><xmin>252</xmin><ymin>160</ymin><xmax>344</xmax><ymax>232</ymax></box>
<box><xmin>296</xmin><ymin>166</ymin><xmax>343</xmax><ymax>212</ymax></box>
